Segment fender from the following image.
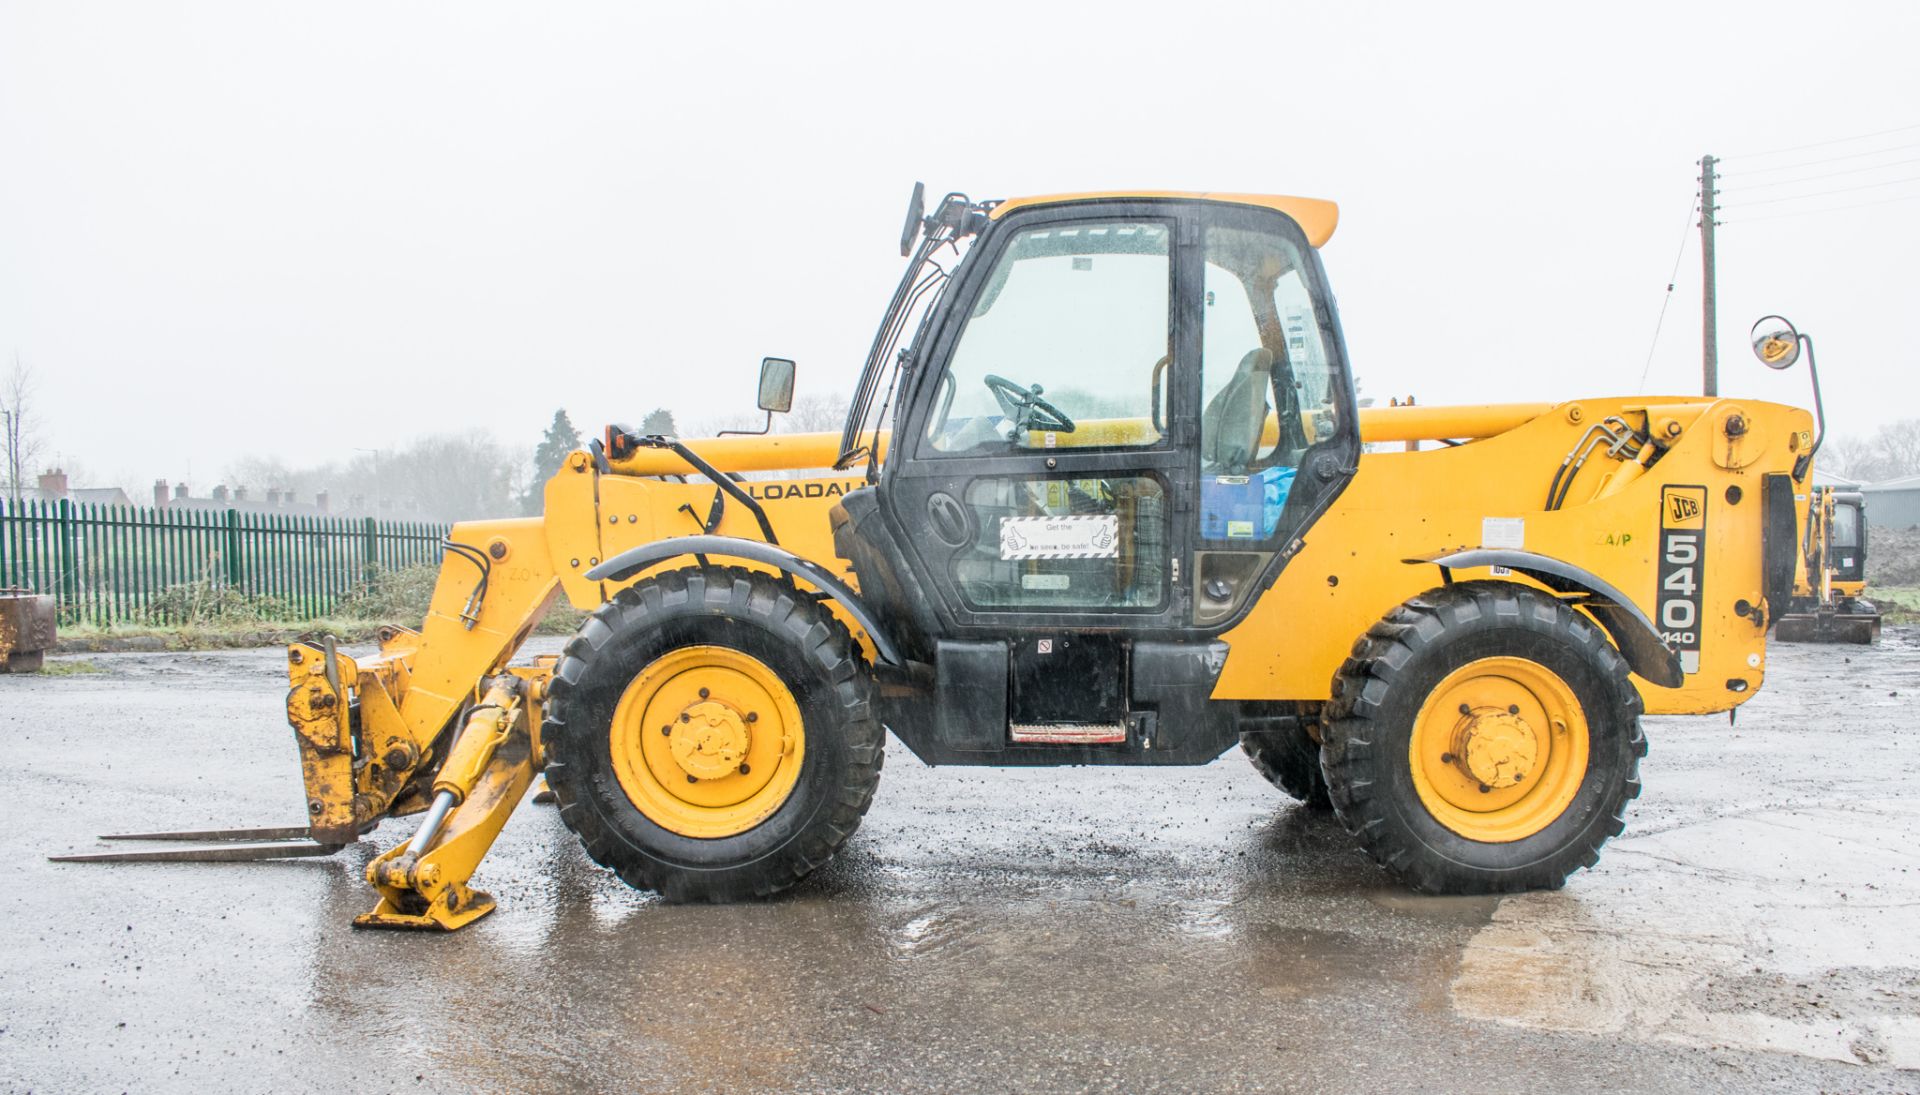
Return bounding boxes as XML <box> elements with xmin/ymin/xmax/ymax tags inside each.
<box><xmin>586</xmin><ymin>535</ymin><xmax>904</xmax><ymax>667</ymax></box>
<box><xmin>1414</xmin><ymin>548</ymin><xmax>1685</xmax><ymax>689</ymax></box>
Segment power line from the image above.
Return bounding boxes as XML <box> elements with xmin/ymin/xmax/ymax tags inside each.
<box><xmin>1637</xmin><ymin>198</ymin><xmax>1697</xmax><ymax>392</ymax></box>
<box><xmin>1722</xmin><ymin>122</ymin><xmax>1920</xmax><ymax>160</ymax></box>
<box><xmin>1722</xmin><ymin>141</ymin><xmax>1920</xmax><ymax>176</ymax></box>
<box><xmin>1719</xmin><ymin>173</ymin><xmax>1920</xmax><ymax>208</ymax></box>
<box><xmin>1724</xmin><ymin>191</ymin><xmax>1920</xmax><ymax>224</ymax></box>
<box><xmin>1721</xmin><ymin>155</ymin><xmax>1920</xmax><ymax>191</ymax></box>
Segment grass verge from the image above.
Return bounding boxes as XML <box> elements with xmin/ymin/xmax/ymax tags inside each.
<box><xmin>53</xmin><ymin>563</ymin><xmax>588</xmax><ymax>653</ymax></box>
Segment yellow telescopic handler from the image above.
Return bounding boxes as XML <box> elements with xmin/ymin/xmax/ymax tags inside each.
<box><xmin>56</xmin><ymin>189</ymin><xmax>1825</xmax><ymax>931</ymax></box>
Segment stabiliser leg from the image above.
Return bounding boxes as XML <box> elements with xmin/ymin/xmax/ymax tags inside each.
<box><xmin>354</xmin><ymin>674</ymin><xmax>539</xmax><ymax>931</ymax></box>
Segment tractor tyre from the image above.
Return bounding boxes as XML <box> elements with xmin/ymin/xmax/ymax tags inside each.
<box><xmin>543</xmin><ymin>565</ymin><xmax>883</xmax><ymax>902</ymax></box>
<box><xmin>1319</xmin><ymin>581</ymin><xmax>1646</xmax><ymax>894</ymax></box>
<box><xmin>1239</xmin><ymin>717</ymin><xmax>1331</xmax><ymax>809</ymax></box>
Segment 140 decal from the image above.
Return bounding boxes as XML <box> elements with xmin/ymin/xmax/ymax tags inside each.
<box><xmin>1658</xmin><ymin>486</ymin><xmax>1708</xmax><ymax>675</ymax></box>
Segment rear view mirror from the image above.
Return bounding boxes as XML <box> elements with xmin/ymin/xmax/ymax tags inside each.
<box><xmin>900</xmin><ymin>181</ymin><xmax>926</xmax><ymax>257</ymax></box>
<box><xmin>1750</xmin><ymin>315</ymin><xmax>1801</xmax><ymax>370</ymax></box>
<box><xmin>758</xmin><ymin>357</ymin><xmax>796</xmax><ymax>413</ymax></box>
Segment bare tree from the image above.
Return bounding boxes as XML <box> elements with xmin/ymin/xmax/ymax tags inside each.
<box><xmin>783</xmin><ymin>392</ymin><xmax>850</xmax><ymax>434</ymax></box>
<box><xmin>1814</xmin><ymin>420</ymin><xmax>1920</xmax><ymax>484</ymax></box>
<box><xmin>1871</xmin><ymin>420</ymin><xmax>1920</xmax><ymax>482</ymax></box>
<box><xmin>1822</xmin><ymin>435</ymin><xmax>1877</xmax><ymax>481</ymax></box>
<box><xmin>2</xmin><ymin>356</ymin><xmax>44</xmax><ymax>504</ymax></box>
<box><xmin>223</xmin><ymin>433</ymin><xmax>524</xmax><ymax>521</ymax></box>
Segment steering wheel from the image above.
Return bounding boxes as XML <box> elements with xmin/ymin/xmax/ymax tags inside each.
<box><xmin>983</xmin><ymin>374</ymin><xmax>1076</xmax><ymax>434</ymax></box>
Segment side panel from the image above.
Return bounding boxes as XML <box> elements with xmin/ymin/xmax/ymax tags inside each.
<box><xmin>1213</xmin><ymin>397</ymin><xmax>1814</xmax><ymax>715</ymax></box>
<box><xmin>591</xmin><ymin>470</ymin><xmax>882</xmax><ymax>658</ymax></box>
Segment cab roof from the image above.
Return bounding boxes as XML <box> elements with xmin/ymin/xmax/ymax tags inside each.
<box><xmin>989</xmin><ymin>191</ymin><xmax>1339</xmax><ymax>248</ymax></box>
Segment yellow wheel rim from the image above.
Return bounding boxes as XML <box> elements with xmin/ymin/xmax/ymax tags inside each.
<box><xmin>1408</xmin><ymin>656</ymin><xmax>1590</xmax><ymax>843</ymax></box>
<box><xmin>608</xmin><ymin>645</ymin><xmax>806</xmax><ymax>839</ymax></box>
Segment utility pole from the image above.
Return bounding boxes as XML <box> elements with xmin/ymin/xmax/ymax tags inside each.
<box><xmin>1698</xmin><ymin>153</ymin><xmax>1720</xmax><ymax>397</ymax></box>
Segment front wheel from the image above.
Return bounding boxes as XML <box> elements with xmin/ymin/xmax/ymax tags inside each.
<box><xmin>542</xmin><ymin>566</ymin><xmax>883</xmax><ymax>901</ymax></box>
<box><xmin>1320</xmin><ymin>582</ymin><xmax>1646</xmax><ymax>894</ymax></box>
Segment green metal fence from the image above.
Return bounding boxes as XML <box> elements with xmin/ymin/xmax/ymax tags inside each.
<box><xmin>0</xmin><ymin>499</ymin><xmax>450</xmax><ymax>625</ymax></box>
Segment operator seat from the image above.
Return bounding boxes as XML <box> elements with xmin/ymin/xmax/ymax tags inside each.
<box><xmin>1201</xmin><ymin>347</ymin><xmax>1274</xmax><ymax>474</ymax></box>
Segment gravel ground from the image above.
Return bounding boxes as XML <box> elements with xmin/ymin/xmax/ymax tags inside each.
<box><xmin>2</xmin><ymin>634</ymin><xmax>1918</xmax><ymax>1093</ymax></box>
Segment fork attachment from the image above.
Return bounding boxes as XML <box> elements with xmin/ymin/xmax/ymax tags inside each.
<box><xmin>47</xmin><ymin>827</ymin><xmax>345</xmax><ymax>863</ymax></box>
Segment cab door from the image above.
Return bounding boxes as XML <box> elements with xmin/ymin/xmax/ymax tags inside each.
<box><xmin>884</xmin><ymin>201</ymin><xmax>1195</xmax><ymax>635</ymax></box>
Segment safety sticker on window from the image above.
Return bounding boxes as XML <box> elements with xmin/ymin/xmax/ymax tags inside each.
<box><xmin>999</xmin><ymin>515</ymin><xmax>1119</xmax><ymax>560</ymax></box>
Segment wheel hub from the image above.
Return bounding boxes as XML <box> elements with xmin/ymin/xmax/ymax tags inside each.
<box><xmin>668</xmin><ymin>701</ymin><xmax>752</xmax><ymax>781</ymax></box>
<box><xmin>1450</xmin><ymin>708</ymin><xmax>1537</xmax><ymax>789</ymax></box>
<box><xmin>1407</xmin><ymin>655</ymin><xmax>1592</xmax><ymax>843</ymax></box>
<box><xmin>607</xmin><ymin>645</ymin><xmax>808</xmax><ymax>838</ymax></box>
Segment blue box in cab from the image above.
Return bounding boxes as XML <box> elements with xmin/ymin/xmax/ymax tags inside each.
<box><xmin>1200</xmin><ymin>466</ymin><xmax>1294</xmax><ymax>540</ymax></box>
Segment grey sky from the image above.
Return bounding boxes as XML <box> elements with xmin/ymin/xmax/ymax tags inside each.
<box><xmin>2</xmin><ymin>2</ymin><xmax>1915</xmax><ymax>492</ymax></box>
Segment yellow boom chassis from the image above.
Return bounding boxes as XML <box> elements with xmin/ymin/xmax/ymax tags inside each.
<box><xmin>273</xmin><ymin>393</ymin><xmax>1808</xmax><ymax>929</ymax></box>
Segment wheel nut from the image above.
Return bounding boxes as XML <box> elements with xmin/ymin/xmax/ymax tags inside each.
<box><xmin>745</xmin><ymin>712</ymin><xmax>758</xmax><ymax>723</ymax></box>
<box><xmin>739</xmin><ymin>763</ymin><xmax>751</xmax><ymax>775</ymax></box>
<box><xmin>686</xmin><ymin>774</ymin><xmax>698</xmax><ymax>784</ymax></box>
<box><xmin>661</xmin><ymin>725</ymin><xmax>672</xmax><ymax>737</ymax></box>
<box><xmin>680</xmin><ymin>713</ymin><xmax>690</xmax><ymax>723</ymax></box>
<box><xmin>1440</xmin><ymin>752</ymin><xmax>1456</xmax><ymax>764</ymax></box>
<box><xmin>1513</xmin><ymin>773</ymin><xmax>1524</xmax><ymax>783</ymax></box>
<box><xmin>698</xmin><ymin>688</ymin><xmax>710</xmax><ymax>699</ymax></box>
<box><xmin>1458</xmin><ymin>703</ymin><xmax>1472</xmax><ymax>716</ymax></box>
<box><xmin>1508</xmin><ymin>704</ymin><xmax>1519</xmax><ymax>715</ymax></box>
<box><xmin>1477</xmin><ymin>783</ymin><xmax>1491</xmax><ymax>793</ymax></box>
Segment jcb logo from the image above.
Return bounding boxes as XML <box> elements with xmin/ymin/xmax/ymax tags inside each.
<box><xmin>1662</xmin><ymin>486</ymin><xmax>1707</xmax><ymax>530</ymax></box>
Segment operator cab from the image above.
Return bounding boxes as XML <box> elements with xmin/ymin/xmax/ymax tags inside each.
<box><xmin>831</xmin><ymin>190</ymin><xmax>1360</xmax><ymax>765</ymax></box>
<box><xmin>1830</xmin><ymin>492</ymin><xmax>1866</xmax><ymax>585</ymax></box>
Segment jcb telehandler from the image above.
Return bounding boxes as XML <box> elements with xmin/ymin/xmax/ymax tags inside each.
<box><xmin>58</xmin><ymin>189</ymin><xmax>1823</xmax><ymax>931</ymax></box>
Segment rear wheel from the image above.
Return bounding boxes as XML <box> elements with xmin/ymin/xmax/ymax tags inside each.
<box><xmin>543</xmin><ymin>566</ymin><xmax>883</xmax><ymax>901</ymax></box>
<box><xmin>1320</xmin><ymin>581</ymin><xmax>1645</xmax><ymax>893</ymax></box>
<box><xmin>1238</xmin><ymin>713</ymin><xmax>1331</xmax><ymax>809</ymax></box>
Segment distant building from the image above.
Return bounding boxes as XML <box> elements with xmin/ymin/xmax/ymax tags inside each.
<box><xmin>1810</xmin><ymin>468</ymin><xmax>1862</xmax><ymax>491</ymax></box>
<box><xmin>157</xmin><ymin>480</ymin><xmax>353</xmax><ymax>518</ymax></box>
<box><xmin>151</xmin><ymin>479</ymin><xmax>424</xmax><ymax>520</ymax></box>
<box><xmin>10</xmin><ymin>469</ymin><xmax>132</xmax><ymax>509</ymax></box>
<box><xmin>1860</xmin><ymin>474</ymin><xmax>1920</xmax><ymax>530</ymax></box>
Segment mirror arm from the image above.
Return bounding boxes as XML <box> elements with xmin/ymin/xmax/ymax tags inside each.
<box><xmin>1800</xmin><ymin>332</ymin><xmax>1826</xmax><ymax>471</ymax></box>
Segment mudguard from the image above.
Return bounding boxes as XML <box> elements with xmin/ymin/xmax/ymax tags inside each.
<box><xmin>1416</xmin><ymin>548</ymin><xmax>1685</xmax><ymax>689</ymax></box>
<box><xmin>586</xmin><ymin>534</ymin><xmax>904</xmax><ymax>666</ymax></box>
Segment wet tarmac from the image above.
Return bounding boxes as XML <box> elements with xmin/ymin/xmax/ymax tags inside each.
<box><xmin>3</xmin><ymin>635</ymin><xmax>1918</xmax><ymax>1093</ymax></box>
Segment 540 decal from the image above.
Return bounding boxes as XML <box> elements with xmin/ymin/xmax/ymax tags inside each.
<box><xmin>1658</xmin><ymin>486</ymin><xmax>1707</xmax><ymax>675</ymax></box>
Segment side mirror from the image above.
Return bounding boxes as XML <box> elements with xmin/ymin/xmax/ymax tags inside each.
<box><xmin>1750</xmin><ymin>315</ymin><xmax>1801</xmax><ymax>370</ymax></box>
<box><xmin>757</xmin><ymin>357</ymin><xmax>796</xmax><ymax>413</ymax></box>
<box><xmin>899</xmin><ymin>181</ymin><xmax>926</xmax><ymax>257</ymax></box>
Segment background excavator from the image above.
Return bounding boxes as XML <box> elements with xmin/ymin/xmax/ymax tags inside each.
<box><xmin>1775</xmin><ymin>486</ymin><xmax>1879</xmax><ymax>643</ymax></box>
<box><xmin>56</xmin><ymin>187</ymin><xmax>1823</xmax><ymax>931</ymax></box>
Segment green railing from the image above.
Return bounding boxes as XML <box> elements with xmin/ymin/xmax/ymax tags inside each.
<box><xmin>0</xmin><ymin>499</ymin><xmax>450</xmax><ymax>625</ymax></box>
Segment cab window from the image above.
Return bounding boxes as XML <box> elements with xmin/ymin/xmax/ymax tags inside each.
<box><xmin>1198</xmin><ymin>222</ymin><xmax>1340</xmax><ymax>542</ymax></box>
<box><xmin>924</xmin><ymin>221</ymin><xmax>1171</xmax><ymax>453</ymax></box>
